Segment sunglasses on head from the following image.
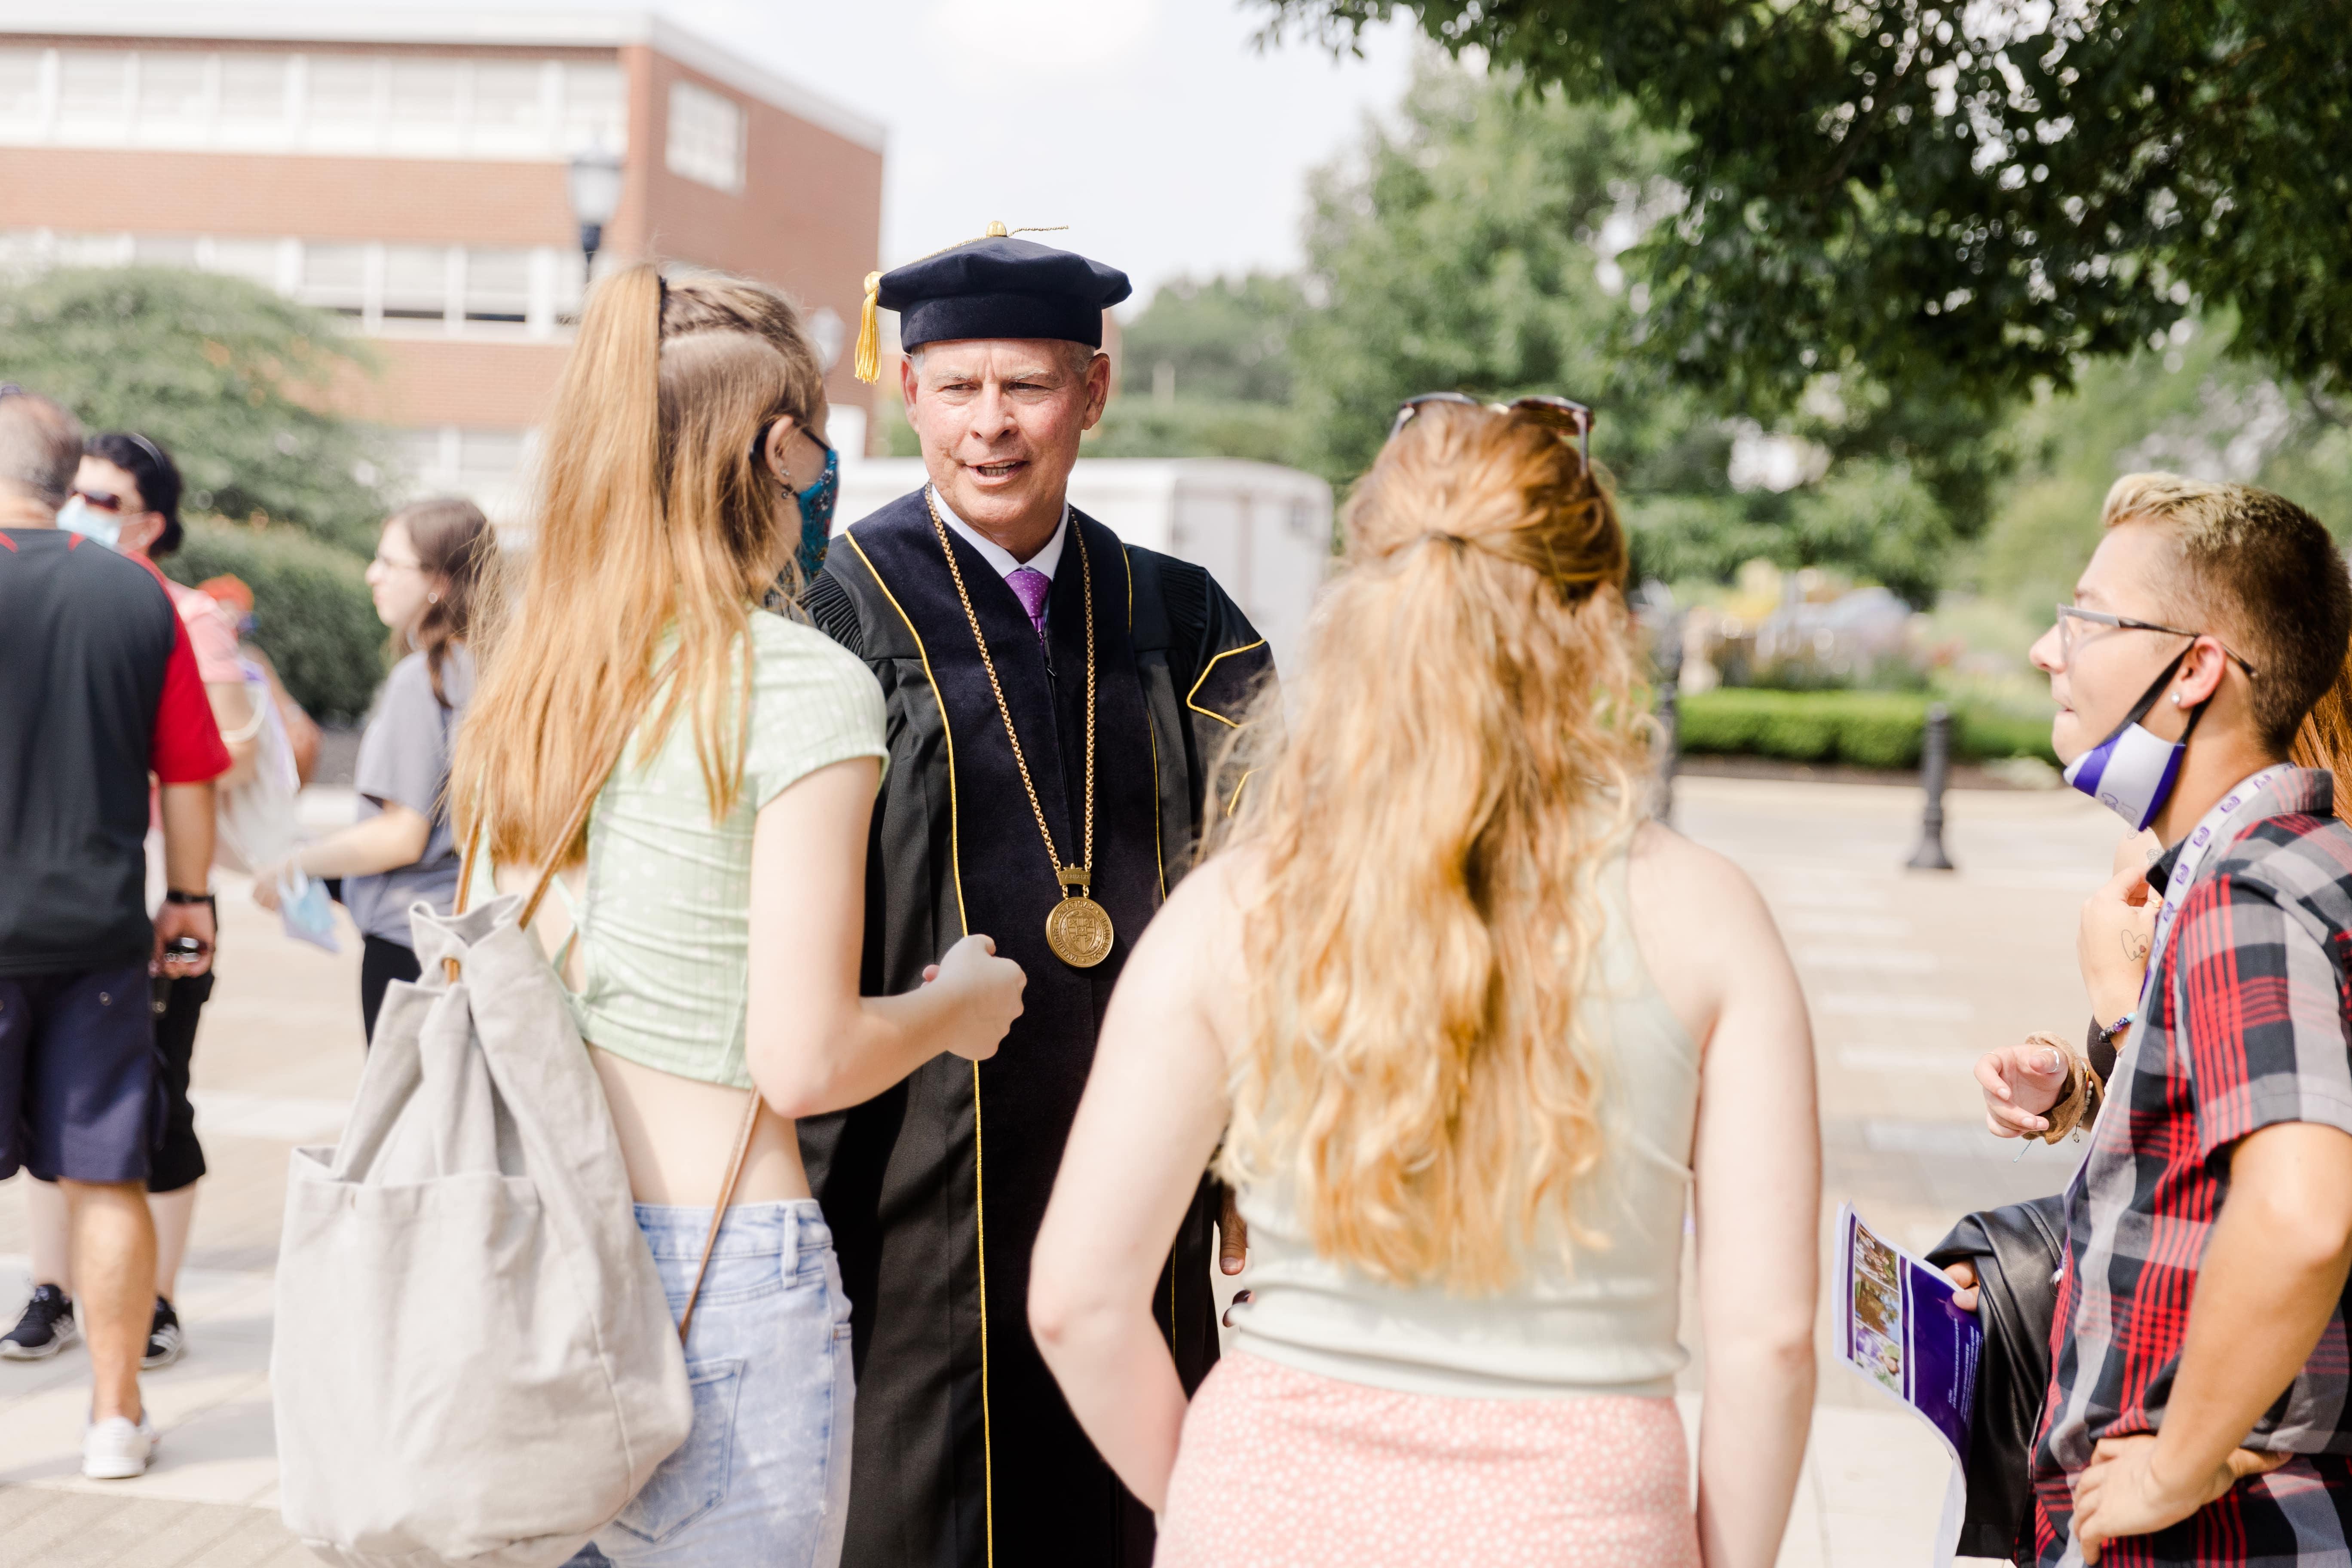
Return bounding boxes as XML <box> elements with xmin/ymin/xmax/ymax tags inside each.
<box><xmin>1390</xmin><ymin>393</ymin><xmax>1595</xmax><ymax>466</ymax></box>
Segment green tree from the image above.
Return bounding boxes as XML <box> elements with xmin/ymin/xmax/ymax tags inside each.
<box><xmin>1120</xmin><ymin>273</ymin><xmax>1305</xmax><ymax>404</ymax></box>
<box><xmin>1260</xmin><ymin>0</ymin><xmax>2352</xmax><ymax>414</ymax></box>
<box><xmin>1293</xmin><ymin>59</ymin><xmax>1997</xmax><ymax>603</ymax></box>
<box><xmin>1974</xmin><ymin>315</ymin><xmax>2352</xmax><ymax>614</ymax></box>
<box><xmin>0</xmin><ymin>266</ymin><xmax>390</xmax><ymax>551</ymax></box>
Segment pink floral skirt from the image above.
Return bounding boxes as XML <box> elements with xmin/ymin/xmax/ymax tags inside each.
<box><xmin>1156</xmin><ymin>1352</ymin><xmax>1700</xmax><ymax>1568</ymax></box>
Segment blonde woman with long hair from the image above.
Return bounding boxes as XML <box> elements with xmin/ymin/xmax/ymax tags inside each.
<box><xmin>453</xmin><ymin>263</ymin><xmax>1023</xmax><ymax>1566</ymax></box>
<box><xmin>1030</xmin><ymin>398</ymin><xmax>1819</xmax><ymax>1565</ymax></box>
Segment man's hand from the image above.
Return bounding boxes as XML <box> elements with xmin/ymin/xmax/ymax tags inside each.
<box><xmin>152</xmin><ymin>897</ymin><xmax>216</xmax><ymax>979</ymax></box>
<box><xmin>1978</xmin><ymin>1039</ymin><xmax>2071</xmax><ymax>1137</ymax></box>
<box><xmin>2079</xmin><ymin>832</ymin><xmax>2160</xmax><ymax>1029</ymax></box>
<box><xmin>2073</xmin><ymin>1433</ymin><xmax>2286</xmax><ymax>1563</ymax></box>
<box><xmin>1217</xmin><ymin>1183</ymin><xmax>1248</xmax><ymax>1276</ymax></box>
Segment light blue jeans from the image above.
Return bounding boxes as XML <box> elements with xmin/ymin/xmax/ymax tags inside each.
<box><xmin>567</xmin><ymin>1200</ymin><xmax>854</xmax><ymax>1568</ymax></box>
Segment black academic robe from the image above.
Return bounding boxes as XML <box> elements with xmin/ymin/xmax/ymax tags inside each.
<box><xmin>797</xmin><ymin>489</ymin><xmax>1275</xmax><ymax>1568</ymax></box>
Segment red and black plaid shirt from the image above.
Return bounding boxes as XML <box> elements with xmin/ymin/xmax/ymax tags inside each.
<box><xmin>2035</xmin><ymin>769</ymin><xmax>2352</xmax><ymax>1565</ymax></box>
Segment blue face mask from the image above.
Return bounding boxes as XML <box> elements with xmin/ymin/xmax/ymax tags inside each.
<box><xmin>57</xmin><ymin>493</ymin><xmax>121</xmax><ymax>551</ymax></box>
<box><xmin>2063</xmin><ymin>656</ymin><xmax>2204</xmax><ymax>832</ymax></box>
<box><xmin>791</xmin><ymin>445</ymin><xmax>840</xmax><ymax>582</ymax></box>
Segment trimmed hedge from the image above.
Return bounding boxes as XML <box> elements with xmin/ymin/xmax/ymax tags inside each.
<box><xmin>162</xmin><ymin>520</ymin><xmax>386</xmax><ymax>723</ymax></box>
<box><xmin>1677</xmin><ymin>688</ymin><xmax>2058</xmax><ymax>769</ymax></box>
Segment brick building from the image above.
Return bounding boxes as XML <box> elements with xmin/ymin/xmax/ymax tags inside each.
<box><xmin>0</xmin><ymin>5</ymin><xmax>885</xmax><ymax>521</ymax></box>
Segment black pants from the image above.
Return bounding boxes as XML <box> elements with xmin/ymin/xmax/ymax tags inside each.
<box><xmin>360</xmin><ymin>935</ymin><xmax>421</xmax><ymax>1046</ymax></box>
<box><xmin>148</xmin><ymin>971</ymin><xmax>212</xmax><ymax>1193</ymax></box>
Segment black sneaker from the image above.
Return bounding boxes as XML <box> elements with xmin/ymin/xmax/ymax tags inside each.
<box><xmin>142</xmin><ymin>1297</ymin><xmax>184</xmax><ymax>1369</ymax></box>
<box><xmin>0</xmin><ymin>1284</ymin><xmax>79</xmax><ymax>1360</ymax></box>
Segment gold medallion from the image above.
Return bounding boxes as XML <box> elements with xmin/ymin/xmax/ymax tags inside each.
<box><xmin>1044</xmin><ymin>893</ymin><xmax>1115</xmax><ymax>968</ymax></box>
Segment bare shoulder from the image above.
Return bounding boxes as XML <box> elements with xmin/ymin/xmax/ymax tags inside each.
<box><xmin>1624</xmin><ymin>818</ymin><xmax>1773</xmax><ymax>924</ymax></box>
<box><xmin>1622</xmin><ymin>820</ymin><xmax>1792</xmax><ymax>1047</ymax></box>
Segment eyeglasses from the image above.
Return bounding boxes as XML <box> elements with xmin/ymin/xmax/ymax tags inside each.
<box><xmin>1390</xmin><ymin>393</ymin><xmax>1594</xmax><ymax>467</ymax></box>
<box><xmin>2054</xmin><ymin>604</ymin><xmax>2261</xmax><ymax>679</ymax></box>
<box><xmin>71</xmin><ymin>487</ymin><xmax>126</xmax><ymax>513</ymax></box>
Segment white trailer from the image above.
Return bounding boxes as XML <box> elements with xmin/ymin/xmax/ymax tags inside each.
<box><xmin>835</xmin><ymin>457</ymin><xmax>1333</xmax><ymax>676</ymax></box>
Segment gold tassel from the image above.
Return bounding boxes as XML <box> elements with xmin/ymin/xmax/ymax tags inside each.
<box><xmin>853</xmin><ymin>270</ymin><xmax>881</xmax><ymax>383</ymax></box>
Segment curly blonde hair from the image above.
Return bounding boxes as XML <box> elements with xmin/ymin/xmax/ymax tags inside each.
<box><xmin>1212</xmin><ymin>401</ymin><xmax>1652</xmax><ymax>1293</ymax></box>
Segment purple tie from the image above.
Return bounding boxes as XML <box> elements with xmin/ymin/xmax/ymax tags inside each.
<box><xmin>1007</xmin><ymin>567</ymin><xmax>1051</xmax><ymax>643</ymax></box>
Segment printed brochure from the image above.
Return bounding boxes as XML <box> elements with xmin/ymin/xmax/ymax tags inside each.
<box><xmin>1835</xmin><ymin>1203</ymin><xmax>1984</xmax><ymax>1564</ymax></box>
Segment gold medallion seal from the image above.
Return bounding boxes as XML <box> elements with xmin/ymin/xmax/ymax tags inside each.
<box><xmin>1044</xmin><ymin>893</ymin><xmax>1115</xmax><ymax>968</ymax></box>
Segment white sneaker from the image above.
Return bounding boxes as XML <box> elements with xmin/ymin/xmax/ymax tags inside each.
<box><xmin>82</xmin><ymin>1413</ymin><xmax>158</xmax><ymax>1479</ymax></box>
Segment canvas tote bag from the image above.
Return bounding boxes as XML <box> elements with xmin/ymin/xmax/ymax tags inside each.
<box><xmin>273</xmin><ymin>766</ymin><xmax>762</xmax><ymax>1567</ymax></box>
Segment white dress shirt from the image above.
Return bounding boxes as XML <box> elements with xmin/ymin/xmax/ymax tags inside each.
<box><xmin>928</xmin><ymin>486</ymin><xmax>1069</xmax><ymax>582</ymax></box>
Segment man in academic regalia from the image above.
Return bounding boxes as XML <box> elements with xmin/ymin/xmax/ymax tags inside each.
<box><xmin>797</xmin><ymin>229</ymin><xmax>1275</xmax><ymax>1568</ymax></box>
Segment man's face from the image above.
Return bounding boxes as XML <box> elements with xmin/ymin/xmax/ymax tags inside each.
<box><xmin>900</xmin><ymin>339</ymin><xmax>1109</xmax><ymax>547</ymax></box>
<box><xmin>2031</xmin><ymin>523</ymin><xmax>2196</xmax><ymax>764</ymax></box>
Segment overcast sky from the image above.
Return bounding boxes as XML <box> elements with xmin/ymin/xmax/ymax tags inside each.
<box><xmin>326</xmin><ymin>0</ymin><xmax>1420</xmax><ymax>307</ymax></box>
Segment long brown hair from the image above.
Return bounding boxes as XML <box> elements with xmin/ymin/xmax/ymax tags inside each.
<box><xmin>1212</xmin><ymin>402</ymin><xmax>1652</xmax><ymax>1293</ymax></box>
<box><xmin>453</xmin><ymin>263</ymin><xmax>829</xmax><ymax>871</ymax></box>
<box><xmin>387</xmin><ymin>496</ymin><xmax>490</xmax><ymax>707</ymax></box>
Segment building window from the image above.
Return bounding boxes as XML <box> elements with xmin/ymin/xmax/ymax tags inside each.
<box><xmin>219</xmin><ymin>53</ymin><xmax>288</xmax><ymax>124</ymax></box>
<box><xmin>135</xmin><ymin>52</ymin><xmax>208</xmax><ymax>126</ymax></box>
<box><xmin>463</xmin><ymin>249</ymin><xmax>531</xmax><ymax>324</ymax></box>
<box><xmin>55</xmin><ymin>50</ymin><xmax>129</xmax><ymax>128</ymax></box>
<box><xmin>299</xmin><ymin>243</ymin><xmax>368</xmax><ymax>316</ymax></box>
<box><xmin>3</xmin><ymin>230</ymin><xmax>588</xmax><ymax>343</ymax></box>
<box><xmin>665</xmin><ymin>80</ymin><xmax>743</xmax><ymax>193</ymax></box>
<box><xmin>0</xmin><ymin>46</ymin><xmax>625</xmax><ymax>159</ymax></box>
<box><xmin>381</xmin><ymin>245</ymin><xmax>452</xmax><ymax>322</ymax></box>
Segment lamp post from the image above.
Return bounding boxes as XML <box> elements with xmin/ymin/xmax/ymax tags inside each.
<box><xmin>567</xmin><ymin>149</ymin><xmax>625</xmax><ymax>275</ymax></box>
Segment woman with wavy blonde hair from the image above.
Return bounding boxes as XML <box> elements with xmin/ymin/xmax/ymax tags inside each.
<box><xmin>1030</xmin><ymin>397</ymin><xmax>1819</xmax><ymax>1566</ymax></box>
<box><xmin>452</xmin><ymin>262</ymin><xmax>1024</xmax><ymax>1565</ymax></box>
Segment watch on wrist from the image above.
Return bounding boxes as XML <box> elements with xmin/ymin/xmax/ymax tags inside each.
<box><xmin>163</xmin><ymin>888</ymin><xmax>216</xmax><ymax>906</ymax></box>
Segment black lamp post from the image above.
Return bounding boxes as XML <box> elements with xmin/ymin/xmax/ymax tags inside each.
<box><xmin>567</xmin><ymin>150</ymin><xmax>625</xmax><ymax>274</ymax></box>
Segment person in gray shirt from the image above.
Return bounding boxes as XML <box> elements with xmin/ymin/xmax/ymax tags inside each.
<box><xmin>254</xmin><ymin>498</ymin><xmax>490</xmax><ymax>1041</ymax></box>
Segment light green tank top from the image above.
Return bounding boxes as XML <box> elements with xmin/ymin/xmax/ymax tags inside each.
<box><xmin>1228</xmin><ymin>848</ymin><xmax>1701</xmax><ymax>1399</ymax></box>
<box><xmin>474</xmin><ymin>613</ymin><xmax>887</xmax><ymax>1088</ymax></box>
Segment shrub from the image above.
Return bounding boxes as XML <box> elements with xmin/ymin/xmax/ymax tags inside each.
<box><xmin>1676</xmin><ymin>688</ymin><xmax>2058</xmax><ymax>769</ymax></box>
<box><xmin>163</xmin><ymin>520</ymin><xmax>385</xmax><ymax>723</ymax></box>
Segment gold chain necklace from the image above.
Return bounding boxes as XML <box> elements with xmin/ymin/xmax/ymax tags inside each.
<box><xmin>925</xmin><ymin>490</ymin><xmax>1113</xmax><ymax>968</ymax></box>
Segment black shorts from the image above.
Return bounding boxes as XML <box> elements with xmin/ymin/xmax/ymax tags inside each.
<box><xmin>0</xmin><ymin>964</ymin><xmax>158</xmax><ymax>1185</ymax></box>
<box><xmin>149</xmin><ymin>971</ymin><xmax>211</xmax><ymax>1194</ymax></box>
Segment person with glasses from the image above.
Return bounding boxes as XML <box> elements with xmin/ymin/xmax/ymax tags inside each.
<box><xmin>1940</xmin><ymin>473</ymin><xmax>2352</xmax><ymax>1568</ymax></box>
<box><xmin>1029</xmin><ymin>394</ymin><xmax>1820</xmax><ymax>1565</ymax></box>
<box><xmin>796</xmin><ymin>227</ymin><xmax>1276</xmax><ymax>1568</ymax></box>
<box><xmin>251</xmin><ymin>498</ymin><xmax>490</xmax><ymax>1042</ymax></box>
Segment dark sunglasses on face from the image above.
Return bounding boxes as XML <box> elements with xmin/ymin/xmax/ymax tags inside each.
<box><xmin>72</xmin><ymin>487</ymin><xmax>127</xmax><ymax>512</ymax></box>
<box><xmin>1390</xmin><ymin>393</ymin><xmax>1596</xmax><ymax>467</ymax></box>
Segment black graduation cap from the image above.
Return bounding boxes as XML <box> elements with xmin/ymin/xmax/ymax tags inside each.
<box><xmin>853</xmin><ymin>222</ymin><xmax>1132</xmax><ymax>382</ymax></box>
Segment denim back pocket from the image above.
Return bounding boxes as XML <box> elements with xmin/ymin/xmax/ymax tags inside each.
<box><xmin>610</xmin><ymin>1357</ymin><xmax>745</xmax><ymax>1545</ymax></box>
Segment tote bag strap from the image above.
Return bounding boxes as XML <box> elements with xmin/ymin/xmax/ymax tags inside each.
<box><xmin>677</xmin><ymin>1090</ymin><xmax>764</xmax><ymax>1347</ymax></box>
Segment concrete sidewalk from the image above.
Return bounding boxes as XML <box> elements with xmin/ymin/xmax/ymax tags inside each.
<box><xmin>0</xmin><ymin>775</ymin><xmax>2109</xmax><ymax>1565</ymax></box>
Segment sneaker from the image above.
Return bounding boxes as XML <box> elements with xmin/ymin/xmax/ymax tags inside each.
<box><xmin>0</xmin><ymin>1285</ymin><xmax>78</xmax><ymax>1361</ymax></box>
<box><xmin>82</xmin><ymin>1412</ymin><xmax>158</xmax><ymax>1479</ymax></box>
<box><xmin>142</xmin><ymin>1297</ymin><xmax>183</xmax><ymax>1369</ymax></box>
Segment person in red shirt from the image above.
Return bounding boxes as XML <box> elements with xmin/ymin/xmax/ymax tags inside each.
<box><xmin>5</xmin><ymin>430</ymin><xmax>259</xmax><ymax>1376</ymax></box>
<box><xmin>0</xmin><ymin>386</ymin><xmax>228</xmax><ymax>1481</ymax></box>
